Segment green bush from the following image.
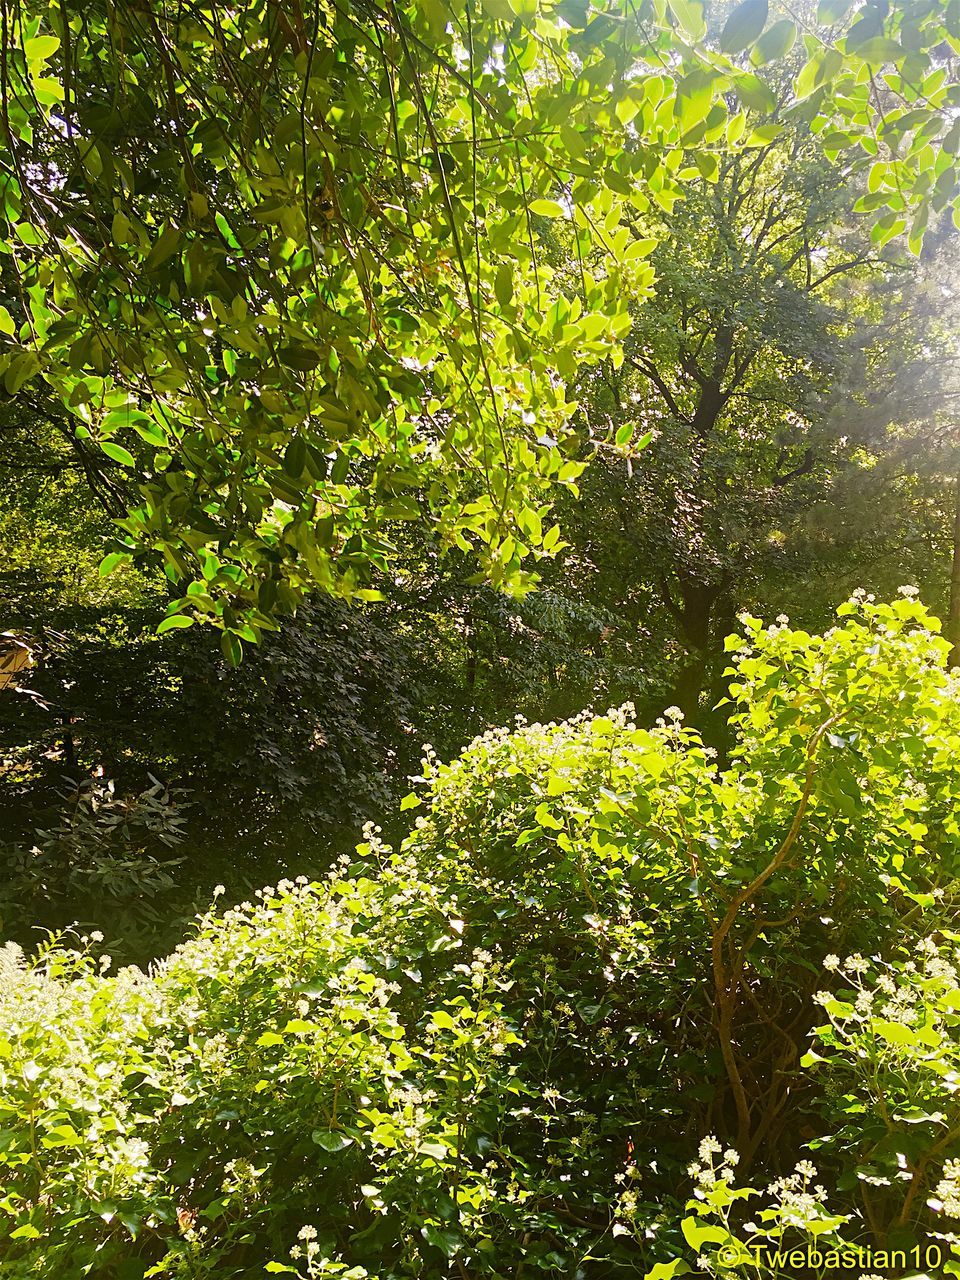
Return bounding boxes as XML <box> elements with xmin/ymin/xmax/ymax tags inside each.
<box><xmin>0</xmin><ymin>877</ymin><xmax>529</xmax><ymax>1278</ymax></box>
<box><xmin>803</xmin><ymin>937</ymin><xmax>960</xmax><ymax>1244</ymax></box>
<box><xmin>396</xmin><ymin>589</ymin><xmax>960</xmax><ymax>1166</ymax></box>
<box><xmin>5</xmin><ymin>593</ymin><xmax>960</xmax><ymax>1277</ymax></box>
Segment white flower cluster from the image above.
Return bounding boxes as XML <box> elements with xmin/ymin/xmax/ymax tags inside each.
<box><xmin>826</xmin><ymin>942</ymin><xmax>960</xmax><ymax>1034</ymax></box>
<box><xmin>932</xmin><ymin>1158</ymin><xmax>960</xmax><ymax>1219</ymax></box>
<box><xmin>763</xmin><ymin>1162</ymin><xmax>830</xmax><ymax>1230</ymax></box>
<box><xmin>686</xmin><ymin>1137</ymin><xmax>740</xmax><ymax>1193</ymax></box>
<box><xmin>453</xmin><ymin>946</ymin><xmax>500</xmax><ymax>992</ymax></box>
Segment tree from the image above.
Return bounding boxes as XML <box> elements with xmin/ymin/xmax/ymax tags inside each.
<box><xmin>551</xmin><ymin>117</ymin><xmax>953</xmax><ymax>719</ymax></box>
<box><xmin>0</xmin><ymin>0</ymin><xmax>956</xmax><ymax>661</ymax></box>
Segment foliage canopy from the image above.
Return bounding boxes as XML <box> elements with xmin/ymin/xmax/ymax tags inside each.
<box><xmin>1</xmin><ymin>0</ymin><xmax>959</xmax><ymax>658</ymax></box>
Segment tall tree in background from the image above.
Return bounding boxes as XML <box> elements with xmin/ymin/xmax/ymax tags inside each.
<box><xmin>558</xmin><ymin>124</ymin><xmax>941</xmax><ymax>717</ymax></box>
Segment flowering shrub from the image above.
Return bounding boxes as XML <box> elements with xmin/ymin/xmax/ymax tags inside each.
<box><xmin>0</xmin><ymin>875</ymin><xmax>537</xmax><ymax>1277</ymax></box>
<box><xmin>802</xmin><ymin>937</ymin><xmax>960</xmax><ymax>1252</ymax></box>
<box><xmin>4</xmin><ymin>593</ymin><xmax>960</xmax><ymax>1275</ymax></box>
<box><xmin>625</xmin><ymin>1137</ymin><xmax>958</xmax><ymax>1278</ymax></box>
<box><xmin>0</xmin><ymin>938</ymin><xmax>170</xmax><ymax>1273</ymax></box>
<box><xmin>393</xmin><ymin>591</ymin><xmax>960</xmax><ymax>1167</ymax></box>
<box><xmin>652</xmin><ymin>1142</ymin><xmax>850</xmax><ymax>1279</ymax></box>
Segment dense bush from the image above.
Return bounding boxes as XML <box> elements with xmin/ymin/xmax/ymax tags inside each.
<box><xmin>0</xmin><ymin>877</ymin><xmax>533</xmax><ymax>1278</ymax></box>
<box><xmin>398</xmin><ymin>589</ymin><xmax>960</xmax><ymax>1162</ymax></box>
<box><xmin>0</xmin><ymin>774</ymin><xmax>190</xmax><ymax>960</ymax></box>
<box><xmin>0</xmin><ymin>576</ymin><xmax>650</xmax><ymax>963</ymax></box>
<box><xmin>5</xmin><ymin>594</ymin><xmax>960</xmax><ymax>1277</ymax></box>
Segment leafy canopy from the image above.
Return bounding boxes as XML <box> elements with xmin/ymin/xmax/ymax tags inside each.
<box><xmin>0</xmin><ymin>0</ymin><xmax>958</xmax><ymax>659</ymax></box>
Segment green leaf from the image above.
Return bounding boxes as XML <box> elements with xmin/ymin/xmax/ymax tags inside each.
<box><xmin>132</xmin><ymin>420</ymin><xmax>167</xmax><ymax>447</ymax></box>
<box><xmin>283</xmin><ymin>437</ymin><xmax>307</xmax><ymax>478</ymax></box>
<box><xmin>850</xmin><ymin>36</ymin><xmax>906</xmax><ymax>64</ymax></box>
<box><xmin>644</xmin><ymin>1262</ymin><xmax>690</xmax><ymax>1280</ymax></box>
<box><xmin>795</xmin><ymin>48</ymin><xmax>842</xmax><ymax>98</ymax></box>
<box><xmin>11</xmin><ymin>1224</ymin><xmax>42</xmax><ymax>1240</ymax></box>
<box><xmin>103</xmin><ymin>408</ymin><xmax>153</xmax><ymax>433</ymax></box>
<box><xmin>720</xmin><ymin>0</ymin><xmax>768</xmax><ymax>55</ymax></box>
<box><xmin>221</xmin><ymin>632</ymin><xmax>243</xmax><ymax>667</ymax></box>
<box><xmin>734</xmin><ymin>72</ymin><xmax>776</xmax><ymax>114</ymax></box>
<box><xmin>872</xmin><ymin>1019</ymin><xmax>918</xmax><ymax>1047</ymax></box>
<box><xmin>157</xmin><ymin>614</ymin><xmax>194</xmax><ymax>634</ymax></box>
<box><xmin>676</xmin><ymin>68</ymin><xmax>719</xmax><ymax>131</ymax></box>
<box><xmin>624</xmin><ymin>236</ymin><xmax>657</xmax><ymax>259</ymax></box>
<box><xmin>817</xmin><ymin>0</ymin><xmax>853</xmax><ymax>22</ymax></box>
<box><xmin>98</xmin><ymin>440</ymin><xmax>136</xmax><ymax>467</ymax></box>
<box><xmin>419</xmin><ymin>1140</ymin><xmax>448</xmax><ymax>1160</ymax></box>
<box><xmin>480</xmin><ymin>0</ymin><xmax>518</xmax><ymax>20</ymax></box>
<box><xmin>14</xmin><ymin>222</ymin><xmax>42</xmax><ymax>246</ymax></box>
<box><xmin>744</xmin><ymin>123</ymin><xmax>783</xmax><ymax>146</ymax></box>
<box><xmin>680</xmin><ymin>1218</ymin><xmax>729</xmax><ymax>1249</ymax></box>
<box><xmin>529</xmin><ymin>198</ymin><xmax>566</xmax><ymax>218</ymax></box>
<box><xmin>421</xmin><ymin>1224</ymin><xmax>462</xmax><ymax>1257</ymax></box>
<box><xmin>495</xmin><ymin>262</ymin><xmax>513</xmax><ymax>308</ymax></box>
<box><xmin>560</xmin><ymin>122</ymin><xmax>586</xmax><ymax>158</ymax></box>
<box><xmin>534</xmin><ymin>801</ymin><xmax>564</xmax><ymax>830</ymax></box>
<box><xmin>694</xmin><ymin>152</ymin><xmax>719</xmax><ymax>180</ymax></box>
<box><xmin>98</xmin><ymin>552</ymin><xmax>126</xmax><ymax>577</ymax></box>
<box><xmin>0</xmin><ymin>305</ymin><xmax>14</xmax><ymax>336</ymax></box>
<box><xmin>4</xmin><ymin>351</ymin><xmax>40</xmax><ymax>393</ymax></box>
<box><xmin>23</xmin><ymin>35</ymin><xmax>59</xmax><ymax>62</ymax></box>
<box><xmin>144</xmin><ymin>222</ymin><xmax>181</xmax><ymax>271</ymax></box>
<box><xmin>750</xmin><ymin>19</ymin><xmax>796</xmax><ymax>65</ymax></box>
<box><xmin>312</xmin><ymin>1129</ymin><xmax>354</xmax><ymax>1152</ymax></box>
<box><xmin>112</xmin><ymin>210</ymin><xmax>131</xmax><ymax>246</ymax></box>
<box><xmin>42</xmin><ymin>1124</ymin><xmax>81</xmax><ymax>1147</ymax></box>
<box><xmin>667</xmin><ymin>0</ymin><xmax>706</xmax><ymax>40</ymax></box>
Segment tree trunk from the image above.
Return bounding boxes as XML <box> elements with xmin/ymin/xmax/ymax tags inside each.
<box><xmin>949</xmin><ymin>474</ymin><xmax>960</xmax><ymax>669</ymax></box>
<box><xmin>674</xmin><ymin>653</ymin><xmax>708</xmax><ymax>722</ymax></box>
<box><xmin>664</xmin><ymin>577</ymin><xmax>719</xmax><ymax>721</ymax></box>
